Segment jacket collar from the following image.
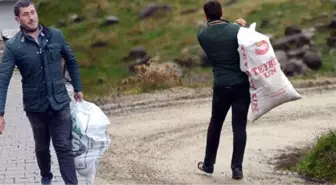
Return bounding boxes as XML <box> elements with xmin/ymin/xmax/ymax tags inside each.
<box><xmin>207</xmin><ymin>19</ymin><xmax>230</xmax><ymax>27</ymax></box>
<box><xmin>18</xmin><ymin>24</ymin><xmax>52</xmax><ymax>42</ymax></box>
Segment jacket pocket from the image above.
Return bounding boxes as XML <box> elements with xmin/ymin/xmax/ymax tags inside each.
<box><xmin>47</xmin><ymin>43</ymin><xmax>62</xmax><ymax>63</ymax></box>
<box><xmin>22</xmin><ymin>86</ymin><xmax>40</xmax><ymax>109</ymax></box>
<box><xmin>53</xmin><ymin>79</ymin><xmax>70</xmax><ymax>103</ymax></box>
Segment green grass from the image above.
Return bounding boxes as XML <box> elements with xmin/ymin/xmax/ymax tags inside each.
<box><xmin>288</xmin><ymin>131</ymin><xmax>336</xmax><ymax>183</ymax></box>
<box><xmin>33</xmin><ymin>0</ymin><xmax>336</xmax><ymax>99</ymax></box>
<box><xmin>274</xmin><ymin>131</ymin><xmax>336</xmax><ymax>183</ymax></box>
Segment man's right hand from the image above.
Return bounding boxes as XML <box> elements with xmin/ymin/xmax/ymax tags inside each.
<box><xmin>0</xmin><ymin>116</ymin><xmax>5</xmax><ymax>134</ymax></box>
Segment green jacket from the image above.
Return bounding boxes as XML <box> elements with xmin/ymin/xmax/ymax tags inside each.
<box><xmin>0</xmin><ymin>25</ymin><xmax>82</xmax><ymax>115</ymax></box>
<box><xmin>197</xmin><ymin>20</ymin><xmax>248</xmax><ymax>87</ymax></box>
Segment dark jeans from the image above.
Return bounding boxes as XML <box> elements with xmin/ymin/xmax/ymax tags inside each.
<box><xmin>203</xmin><ymin>82</ymin><xmax>250</xmax><ymax>170</ymax></box>
<box><xmin>26</xmin><ymin>105</ymin><xmax>78</xmax><ymax>185</ymax></box>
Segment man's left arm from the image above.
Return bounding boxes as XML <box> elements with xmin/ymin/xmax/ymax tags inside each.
<box><xmin>59</xmin><ymin>31</ymin><xmax>83</xmax><ymax>93</ymax></box>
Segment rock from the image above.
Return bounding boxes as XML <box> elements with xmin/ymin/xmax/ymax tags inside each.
<box><xmin>91</xmin><ymin>41</ymin><xmax>108</xmax><ymax>48</ymax></box>
<box><xmin>302</xmin><ymin>51</ymin><xmax>322</xmax><ymax>70</ymax></box>
<box><xmin>129</xmin><ymin>56</ymin><xmax>152</xmax><ymax>73</ymax></box>
<box><xmin>287</xmin><ymin>45</ymin><xmax>310</xmax><ymax>58</ymax></box>
<box><xmin>327</xmin><ymin>35</ymin><xmax>336</xmax><ymax>47</ymax></box>
<box><xmin>57</xmin><ymin>20</ymin><xmax>67</xmax><ymax>27</ymax></box>
<box><xmin>283</xmin><ymin>59</ymin><xmax>306</xmax><ymax>77</ymax></box>
<box><xmin>302</xmin><ymin>27</ymin><xmax>316</xmax><ymax>40</ymax></box>
<box><xmin>272</xmin><ymin>33</ymin><xmax>311</xmax><ymax>50</ymax></box>
<box><xmin>139</xmin><ymin>3</ymin><xmax>172</xmax><ymax>19</ymax></box>
<box><xmin>284</xmin><ymin>25</ymin><xmax>302</xmax><ymax>36</ymax></box>
<box><xmin>260</xmin><ymin>18</ymin><xmax>270</xmax><ymax>28</ymax></box>
<box><xmin>103</xmin><ymin>16</ymin><xmax>119</xmax><ymax>26</ymax></box>
<box><xmin>124</xmin><ymin>46</ymin><xmax>147</xmax><ymax>61</ymax></box>
<box><xmin>275</xmin><ymin>50</ymin><xmax>288</xmax><ymax>69</ymax></box>
<box><xmin>328</xmin><ymin>17</ymin><xmax>336</xmax><ymax>29</ymax></box>
<box><xmin>69</xmin><ymin>14</ymin><xmax>84</xmax><ymax>23</ymax></box>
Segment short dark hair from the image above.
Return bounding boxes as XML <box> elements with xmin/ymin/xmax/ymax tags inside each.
<box><xmin>203</xmin><ymin>1</ymin><xmax>222</xmax><ymax>20</ymax></box>
<box><xmin>14</xmin><ymin>0</ymin><xmax>34</xmax><ymax>17</ymax></box>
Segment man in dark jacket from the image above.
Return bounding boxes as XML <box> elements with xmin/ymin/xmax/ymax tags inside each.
<box><xmin>0</xmin><ymin>0</ymin><xmax>83</xmax><ymax>184</ymax></box>
<box><xmin>196</xmin><ymin>1</ymin><xmax>250</xmax><ymax>180</ymax></box>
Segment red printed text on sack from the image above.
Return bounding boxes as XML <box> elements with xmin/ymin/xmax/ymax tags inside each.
<box><xmin>251</xmin><ymin>93</ymin><xmax>259</xmax><ymax>112</ymax></box>
<box><xmin>250</xmin><ymin>58</ymin><xmax>278</xmax><ymax>78</ymax></box>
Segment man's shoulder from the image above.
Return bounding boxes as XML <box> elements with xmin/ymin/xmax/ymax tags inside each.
<box><xmin>197</xmin><ymin>26</ymin><xmax>208</xmax><ymax>41</ymax></box>
<box><xmin>3</xmin><ymin>32</ymin><xmax>22</xmax><ymax>49</ymax></box>
<box><xmin>45</xmin><ymin>26</ymin><xmax>64</xmax><ymax>39</ymax></box>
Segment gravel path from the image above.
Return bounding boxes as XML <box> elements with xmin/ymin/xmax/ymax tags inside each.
<box><xmin>1</xmin><ymin>72</ymin><xmax>336</xmax><ymax>185</ymax></box>
<box><xmin>98</xmin><ymin>81</ymin><xmax>336</xmax><ymax>185</ymax></box>
<box><xmin>0</xmin><ymin>71</ymin><xmax>87</xmax><ymax>185</ymax></box>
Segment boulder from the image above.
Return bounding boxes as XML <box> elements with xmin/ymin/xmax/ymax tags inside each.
<box><xmin>327</xmin><ymin>35</ymin><xmax>336</xmax><ymax>47</ymax></box>
<box><xmin>284</xmin><ymin>25</ymin><xmax>302</xmax><ymax>36</ymax></box>
<box><xmin>102</xmin><ymin>16</ymin><xmax>119</xmax><ymax>26</ymax></box>
<box><xmin>123</xmin><ymin>46</ymin><xmax>147</xmax><ymax>61</ymax></box>
<box><xmin>302</xmin><ymin>27</ymin><xmax>316</xmax><ymax>40</ymax></box>
<box><xmin>328</xmin><ymin>16</ymin><xmax>336</xmax><ymax>29</ymax></box>
<box><xmin>283</xmin><ymin>59</ymin><xmax>306</xmax><ymax>77</ymax></box>
<box><xmin>91</xmin><ymin>40</ymin><xmax>108</xmax><ymax>48</ymax></box>
<box><xmin>302</xmin><ymin>51</ymin><xmax>322</xmax><ymax>70</ymax></box>
<box><xmin>287</xmin><ymin>45</ymin><xmax>310</xmax><ymax>58</ymax></box>
<box><xmin>275</xmin><ymin>50</ymin><xmax>288</xmax><ymax>69</ymax></box>
<box><xmin>271</xmin><ymin>33</ymin><xmax>311</xmax><ymax>50</ymax></box>
<box><xmin>57</xmin><ymin>20</ymin><xmax>67</xmax><ymax>27</ymax></box>
<box><xmin>69</xmin><ymin>14</ymin><xmax>85</xmax><ymax>23</ymax></box>
<box><xmin>129</xmin><ymin>55</ymin><xmax>152</xmax><ymax>73</ymax></box>
<box><xmin>139</xmin><ymin>3</ymin><xmax>172</xmax><ymax>19</ymax></box>
<box><xmin>260</xmin><ymin>18</ymin><xmax>270</xmax><ymax>28</ymax></box>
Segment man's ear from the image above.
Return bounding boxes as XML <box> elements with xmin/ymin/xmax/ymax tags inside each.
<box><xmin>15</xmin><ymin>16</ymin><xmax>20</xmax><ymax>24</ymax></box>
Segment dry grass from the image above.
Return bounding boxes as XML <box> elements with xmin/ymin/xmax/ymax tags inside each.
<box><xmin>120</xmin><ymin>57</ymin><xmax>182</xmax><ymax>93</ymax></box>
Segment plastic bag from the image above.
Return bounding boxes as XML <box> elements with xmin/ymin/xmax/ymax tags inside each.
<box><xmin>237</xmin><ymin>23</ymin><xmax>302</xmax><ymax>122</ymax></box>
<box><xmin>68</xmin><ymin>86</ymin><xmax>111</xmax><ymax>184</ymax></box>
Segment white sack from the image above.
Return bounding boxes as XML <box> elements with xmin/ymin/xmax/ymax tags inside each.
<box><xmin>237</xmin><ymin>23</ymin><xmax>302</xmax><ymax>121</ymax></box>
<box><xmin>67</xmin><ymin>84</ymin><xmax>111</xmax><ymax>184</ymax></box>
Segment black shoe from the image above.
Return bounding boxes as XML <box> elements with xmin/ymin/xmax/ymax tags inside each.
<box><xmin>197</xmin><ymin>161</ymin><xmax>214</xmax><ymax>174</ymax></box>
<box><xmin>232</xmin><ymin>168</ymin><xmax>243</xmax><ymax>180</ymax></box>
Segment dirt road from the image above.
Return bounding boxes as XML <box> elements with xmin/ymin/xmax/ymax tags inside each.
<box><xmin>96</xmin><ymin>85</ymin><xmax>336</xmax><ymax>185</ymax></box>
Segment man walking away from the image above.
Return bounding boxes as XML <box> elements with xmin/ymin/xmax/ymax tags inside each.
<box><xmin>0</xmin><ymin>0</ymin><xmax>84</xmax><ymax>184</ymax></box>
<box><xmin>196</xmin><ymin>0</ymin><xmax>251</xmax><ymax>180</ymax></box>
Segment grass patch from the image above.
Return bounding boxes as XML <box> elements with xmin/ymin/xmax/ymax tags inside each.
<box><xmin>32</xmin><ymin>0</ymin><xmax>336</xmax><ymax>99</ymax></box>
<box><xmin>296</xmin><ymin>131</ymin><xmax>336</xmax><ymax>183</ymax></box>
<box><xmin>275</xmin><ymin>131</ymin><xmax>336</xmax><ymax>183</ymax></box>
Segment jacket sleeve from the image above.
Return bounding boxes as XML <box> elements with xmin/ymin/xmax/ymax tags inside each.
<box><xmin>59</xmin><ymin>31</ymin><xmax>83</xmax><ymax>92</ymax></box>
<box><xmin>0</xmin><ymin>44</ymin><xmax>15</xmax><ymax>116</ymax></box>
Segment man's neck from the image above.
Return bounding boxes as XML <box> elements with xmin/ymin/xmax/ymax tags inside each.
<box><xmin>27</xmin><ymin>28</ymin><xmax>40</xmax><ymax>41</ymax></box>
<box><xmin>21</xmin><ymin>25</ymin><xmax>40</xmax><ymax>41</ymax></box>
